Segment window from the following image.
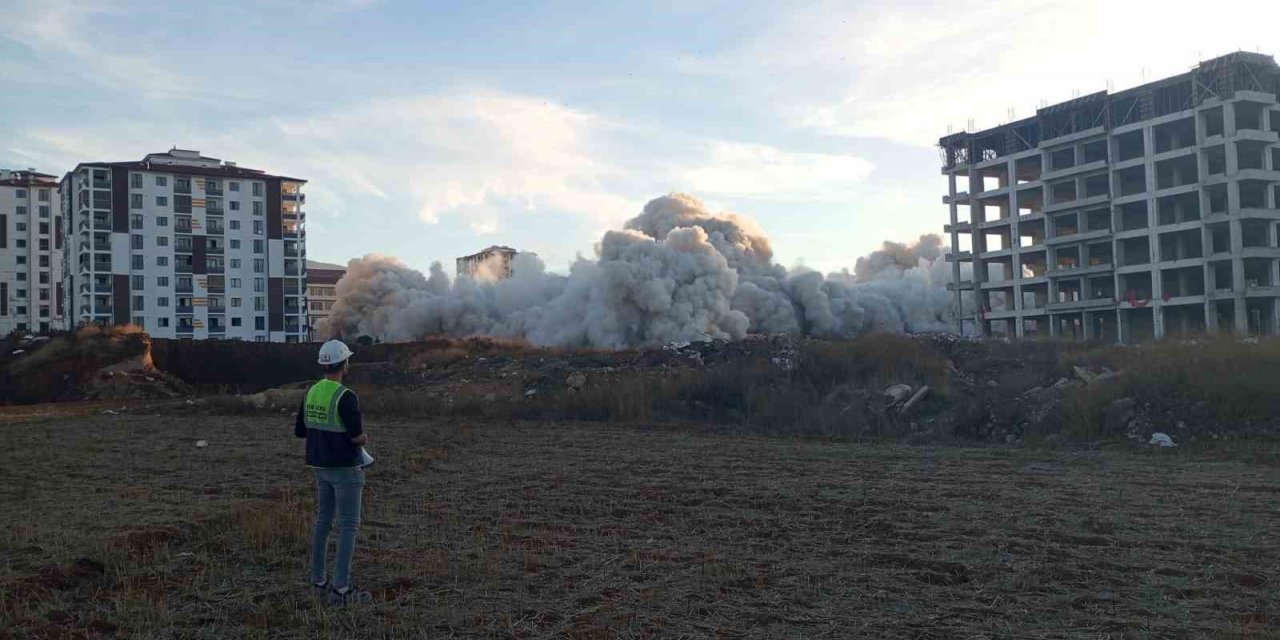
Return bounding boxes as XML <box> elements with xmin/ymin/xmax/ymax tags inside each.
<box><xmin>37</xmin><ymin>189</ymin><xmax>49</xmax><ymax>202</ymax></box>
<box><xmin>133</xmin><ymin>296</ymin><xmax>145</xmax><ymax>311</ymax></box>
<box><xmin>39</xmin><ymin>288</ymin><xmax>49</xmax><ymax>300</ymax></box>
<box><xmin>232</xmin><ymin>317</ymin><xmax>242</xmax><ymax>327</ymax></box>
<box><xmin>230</xmin><ymin>201</ymin><xmax>240</xmax><ymax>211</ymax></box>
<box><xmin>38</xmin><ymin>239</ymin><xmax>48</xmax><ymax>251</ymax></box>
<box><xmin>158</xmin><ymin>297</ymin><xmax>169</xmax><ymax>307</ymax></box>
<box><xmin>158</xmin><ymin>277</ymin><xmax>169</xmax><ymax>287</ymax></box>
<box><xmin>156</xmin><ymin>176</ymin><xmax>168</xmax><ymax>187</ymax></box>
<box><xmin>157</xmin><ymin>256</ymin><xmax>169</xmax><ymax>266</ymax></box>
<box><xmin>254</xmin><ymin>296</ymin><xmax>265</xmax><ymax>311</ymax></box>
<box><xmin>131</xmin><ymin>194</ymin><xmax>143</xmax><ymax>209</ymax></box>
<box><xmin>231</xmin><ymin>297</ymin><xmax>242</xmax><ymax>308</ymax></box>
<box><xmin>16</xmin><ymin>288</ymin><xmax>26</xmax><ymax>298</ymax></box>
<box><xmin>253</xmin><ymin>240</ymin><xmax>264</xmax><ymax>254</ymax></box>
<box><xmin>177</xmin><ymin>276</ymin><xmax>191</xmax><ymax>289</ymax></box>
<box><xmin>38</xmin><ymin>255</ymin><xmax>48</xmax><ymax>267</ymax></box>
<box><xmin>158</xmin><ymin>318</ymin><xmax>170</xmax><ymax>328</ymax></box>
<box><xmin>136</xmin><ymin>316</ymin><xmax>147</xmax><ymax>329</ymax></box>
<box><xmin>39</xmin><ymin>305</ymin><xmax>49</xmax><ymax>318</ymax></box>
<box><xmin>230</xmin><ymin>239</ymin><xmax>240</xmax><ymax>249</ymax></box>
<box><xmin>157</xmin><ymin>216</ymin><xmax>168</xmax><ymax>227</ymax></box>
<box><xmin>252</xmin><ymin>182</ymin><xmax>263</xmax><ymax>197</ymax></box>
<box><xmin>131</xmin><ymin>214</ymin><xmax>143</xmax><ymax>229</ymax></box>
<box><xmin>16</xmin><ymin>239</ymin><xmax>26</xmax><ymax>248</ymax></box>
<box><xmin>16</xmin><ymin>273</ymin><xmax>25</xmax><ymax>281</ymax></box>
<box><xmin>38</xmin><ymin>206</ymin><xmax>49</xmax><ymax>218</ymax></box>
<box><xmin>230</xmin><ymin>258</ymin><xmax>241</xmax><ymax>269</ymax></box>
<box><xmin>157</xmin><ymin>236</ymin><xmax>169</xmax><ymax>247</ymax></box>
<box><xmin>130</xmin><ymin>174</ymin><xmax>142</xmax><ymax>189</ymax></box>
<box><xmin>230</xmin><ymin>278</ymin><xmax>241</xmax><ymax>288</ymax></box>
<box><xmin>38</xmin><ymin>222</ymin><xmax>48</xmax><ymax>235</ymax></box>
<box><xmin>16</xmin><ymin>206</ymin><xmax>27</xmax><ymax>215</ymax></box>
<box><xmin>131</xmin><ymin>255</ymin><xmax>144</xmax><ymax>270</ymax></box>
<box><xmin>16</xmin><ymin>189</ymin><xmax>26</xmax><ymax>198</ymax></box>
<box><xmin>131</xmin><ymin>234</ymin><xmax>144</xmax><ymax>250</ymax></box>
<box><xmin>132</xmin><ymin>275</ymin><xmax>144</xmax><ymax>289</ymax></box>
<box><xmin>175</xmin><ymin>195</ymin><xmax>192</xmax><ymax>213</ymax></box>
<box><xmin>252</xmin><ymin>201</ymin><xmax>263</xmax><ymax>216</ymax></box>
<box><xmin>254</xmin><ymin>278</ymin><xmax>264</xmax><ymax>292</ymax></box>
<box><xmin>253</xmin><ymin>258</ymin><xmax>264</xmax><ymax>273</ymax></box>
<box><xmin>156</xmin><ymin>196</ymin><xmax>168</xmax><ymax>207</ymax></box>
<box><xmin>230</xmin><ymin>220</ymin><xmax>240</xmax><ymax>230</ymax></box>
<box><xmin>38</xmin><ymin>272</ymin><xmax>48</xmax><ymax>284</ymax></box>
<box><xmin>15</xmin><ymin>222</ymin><xmax>25</xmax><ymax>232</ymax></box>
<box><xmin>16</xmin><ymin>256</ymin><xmax>25</xmax><ymax>265</ymax></box>
<box><xmin>253</xmin><ymin>220</ymin><xmax>264</xmax><ymax>235</ymax></box>
<box><xmin>175</xmin><ymin>176</ymin><xmax>190</xmax><ymax>191</ymax></box>
<box><xmin>255</xmin><ymin>317</ymin><xmax>266</xmax><ymax>330</ymax></box>
<box><xmin>230</xmin><ymin>181</ymin><xmax>240</xmax><ymax>192</ymax></box>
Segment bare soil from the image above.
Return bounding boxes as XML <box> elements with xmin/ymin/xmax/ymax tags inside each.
<box><xmin>2</xmin><ymin>413</ymin><xmax>1278</xmax><ymax>639</ymax></box>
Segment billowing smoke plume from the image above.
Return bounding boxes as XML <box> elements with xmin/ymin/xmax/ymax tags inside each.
<box><xmin>324</xmin><ymin>194</ymin><xmax>965</xmax><ymax>348</ymax></box>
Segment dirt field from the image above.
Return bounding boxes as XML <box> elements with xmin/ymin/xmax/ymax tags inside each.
<box><xmin>2</xmin><ymin>413</ymin><xmax>1278</xmax><ymax>639</ymax></box>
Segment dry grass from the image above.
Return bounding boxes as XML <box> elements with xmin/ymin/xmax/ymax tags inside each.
<box><xmin>2</xmin><ymin>413</ymin><xmax>1277</xmax><ymax>638</ymax></box>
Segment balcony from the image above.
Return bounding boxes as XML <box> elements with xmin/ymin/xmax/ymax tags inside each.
<box><xmin>207</xmin><ymin>264</ymin><xmax>225</xmax><ymax>274</ymax></box>
<box><xmin>175</xmin><ymin>181</ymin><xmax>192</xmax><ymax>195</ymax></box>
<box><xmin>92</xmin><ymin>261</ymin><xmax>112</xmax><ymax>272</ymax></box>
<box><xmin>93</xmin><ymin>302</ymin><xmax>113</xmax><ymax>314</ymax></box>
<box><xmin>207</xmin><ymin>244</ymin><xmax>225</xmax><ymax>255</ymax></box>
<box><xmin>175</xmin><ymin>282</ymin><xmax>193</xmax><ymax>294</ymax></box>
<box><xmin>207</xmin><ymin>224</ymin><xmax>225</xmax><ymax>235</ymax></box>
<box><xmin>208</xmin><ymin>305</ymin><xmax>227</xmax><ymax>314</ymax></box>
<box><xmin>176</xmin><ymin>325</ymin><xmax>194</xmax><ymax>335</ymax></box>
<box><xmin>206</xmin><ymin>186</ymin><xmax>224</xmax><ymax>197</ymax></box>
<box><xmin>175</xmin><ymin>224</ymin><xmax>193</xmax><ymax>234</ymax></box>
<box><xmin>284</xmin><ymin>246</ymin><xmax>299</xmax><ymax>257</ymax></box>
<box><xmin>175</xmin><ymin>263</ymin><xmax>194</xmax><ymax>274</ymax></box>
<box><xmin>92</xmin><ymin>178</ymin><xmax>111</xmax><ymax>190</ymax></box>
<box><xmin>284</xmin><ymin>282</ymin><xmax>302</xmax><ymax>294</ymax></box>
<box><xmin>176</xmin><ymin>304</ymin><xmax>194</xmax><ymax>314</ymax></box>
<box><xmin>93</xmin><ymin>215</ymin><xmax>111</xmax><ymax>230</ymax></box>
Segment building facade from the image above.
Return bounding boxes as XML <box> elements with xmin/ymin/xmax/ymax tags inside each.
<box><xmin>61</xmin><ymin>149</ymin><xmax>308</xmax><ymax>342</ymax></box>
<box><xmin>306</xmin><ymin>259</ymin><xmax>346</xmax><ymax>340</ymax></box>
<box><xmin>456</xmin><ymin>245</ymin><xmax>519</xmax><ymax>280</ymax></box>
<box><xmin>941</xmin><ymin>53</ymin><xmax>1280</xmax><ymax>341</ymax></box>
<box><xmin>0</xmin><ymin>169</ymin><xmax>63</xmax><ymax>334</ymax></box>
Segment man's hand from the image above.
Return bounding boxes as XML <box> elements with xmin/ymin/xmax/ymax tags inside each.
<box><xmin>351</xmin><ymin>433</ymin><xmax>368</xmax><ymax>446</ymax></box>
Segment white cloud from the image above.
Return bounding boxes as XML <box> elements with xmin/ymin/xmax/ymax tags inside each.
<box><xmin>680</xmin><ymin>0</ymin><xmax>1280</xmax><ymax>147</ymax></box>
<box><xmin>0</xmin><ymin>0</ymin><xmax>199</xmax><ymax>100</ymax></box>
<box><xmin>680</xmin><ymin>141</ymin><xmax>873</xmax><ymax>198</ymax></box>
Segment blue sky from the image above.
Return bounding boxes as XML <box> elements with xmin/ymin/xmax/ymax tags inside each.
<box><xmin>1</xmin><ymin>0</ymin><xmax>1276</xmax><ymax>274</ymax></box>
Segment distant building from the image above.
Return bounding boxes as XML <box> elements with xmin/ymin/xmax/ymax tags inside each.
<box><xmin>456</xmin><ymin>245</ymin><xmax>520</xmax><ymax>280</ymax></box>
<box><xmin>0</xmin><ymin>169</ymin><xmax>63</xmax><ymax>335</ymax></box>
<box><xmin>60</xmin><ymin>148</ymin><xmax>308</xmax><ymax>341</ymax></box>
<box><xmin>306</xmin><ymin>259</ymin><xmax>346</xmax><ymax>340</ymax></box>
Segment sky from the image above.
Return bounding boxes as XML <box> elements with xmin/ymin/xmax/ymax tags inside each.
<box><xmin>1</xmin><ymin>0</ymin><xmax>1277</xmax><ymax>275</ymax></box>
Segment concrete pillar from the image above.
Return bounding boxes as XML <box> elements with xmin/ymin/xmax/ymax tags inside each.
<box><xmin>1153</xmin><ymin>305</ymin><xmax>1165</xmax><ymax>339</ymax></box>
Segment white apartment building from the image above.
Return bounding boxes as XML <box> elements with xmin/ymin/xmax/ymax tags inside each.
<box><xmin>0</xmin><ymin>169</ymin><xmax>64</xmax><ymax>335</ymax></box>
<box><xmin>61</xmin><ymin>149</ymin><xmax>309</xmax><ymax>342</ymax></box>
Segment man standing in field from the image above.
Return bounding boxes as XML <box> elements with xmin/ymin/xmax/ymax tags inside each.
<box><xmin>294</xmin><ymin>339</ymin><xmax>372</xmax><ymax>605</ymax></box>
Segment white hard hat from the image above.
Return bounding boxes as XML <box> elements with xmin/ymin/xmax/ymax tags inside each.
<box><xmin>318</xmin><ymin>339</ymin><xmax>354</xmax><ymax>365</ymax></box>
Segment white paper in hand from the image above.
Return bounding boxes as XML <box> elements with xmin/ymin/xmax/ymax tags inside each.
<box><xmin>359</xmin><ymin>447</ymin><xmax>375</xmax><ymax>468</ymax></box>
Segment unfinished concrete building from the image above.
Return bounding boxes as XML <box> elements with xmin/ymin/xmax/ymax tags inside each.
<box><xmin>941</xmin><ymin>53</ymin><xmax>1280</xmax><ymax>341</ymax></box>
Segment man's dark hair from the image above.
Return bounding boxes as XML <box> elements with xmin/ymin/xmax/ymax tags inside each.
<box><xmin>321</xmin><ymin>360</ymin><xmax>347</xmax><ymax>374</ymax></box>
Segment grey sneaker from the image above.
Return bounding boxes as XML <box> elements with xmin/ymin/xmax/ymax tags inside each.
<box><xmin>328</xmin><ymin>586</ymin><xmax>373</xmax><ymax>606</ymax></box>
<box><xmin>311</xmin><ymin>578</ymin><xmax>329</xmax><ymax>595</ymax></box>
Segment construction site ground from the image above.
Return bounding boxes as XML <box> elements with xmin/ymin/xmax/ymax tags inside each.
<box><xmin>3</xmin><ymin>412</ymin><xmax>1277</xmax><ymax>639</ymax></box>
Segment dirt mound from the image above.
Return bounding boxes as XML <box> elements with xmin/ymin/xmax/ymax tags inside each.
<box><xmin>0</xmin><ymin>326</ymin><xmax>169</xmax><ymax>405</ymax></box>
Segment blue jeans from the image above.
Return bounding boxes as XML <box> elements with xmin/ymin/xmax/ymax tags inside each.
<box><xmin>310</xmin><ymin>467</ymin><xmax>365</xmax><ymax>589</ymax></box>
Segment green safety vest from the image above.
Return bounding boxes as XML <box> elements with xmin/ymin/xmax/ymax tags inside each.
<box><xmin>304</xmin><ymin>379</ymin><xmax>349</xmax><ymax>433</ymax></box>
